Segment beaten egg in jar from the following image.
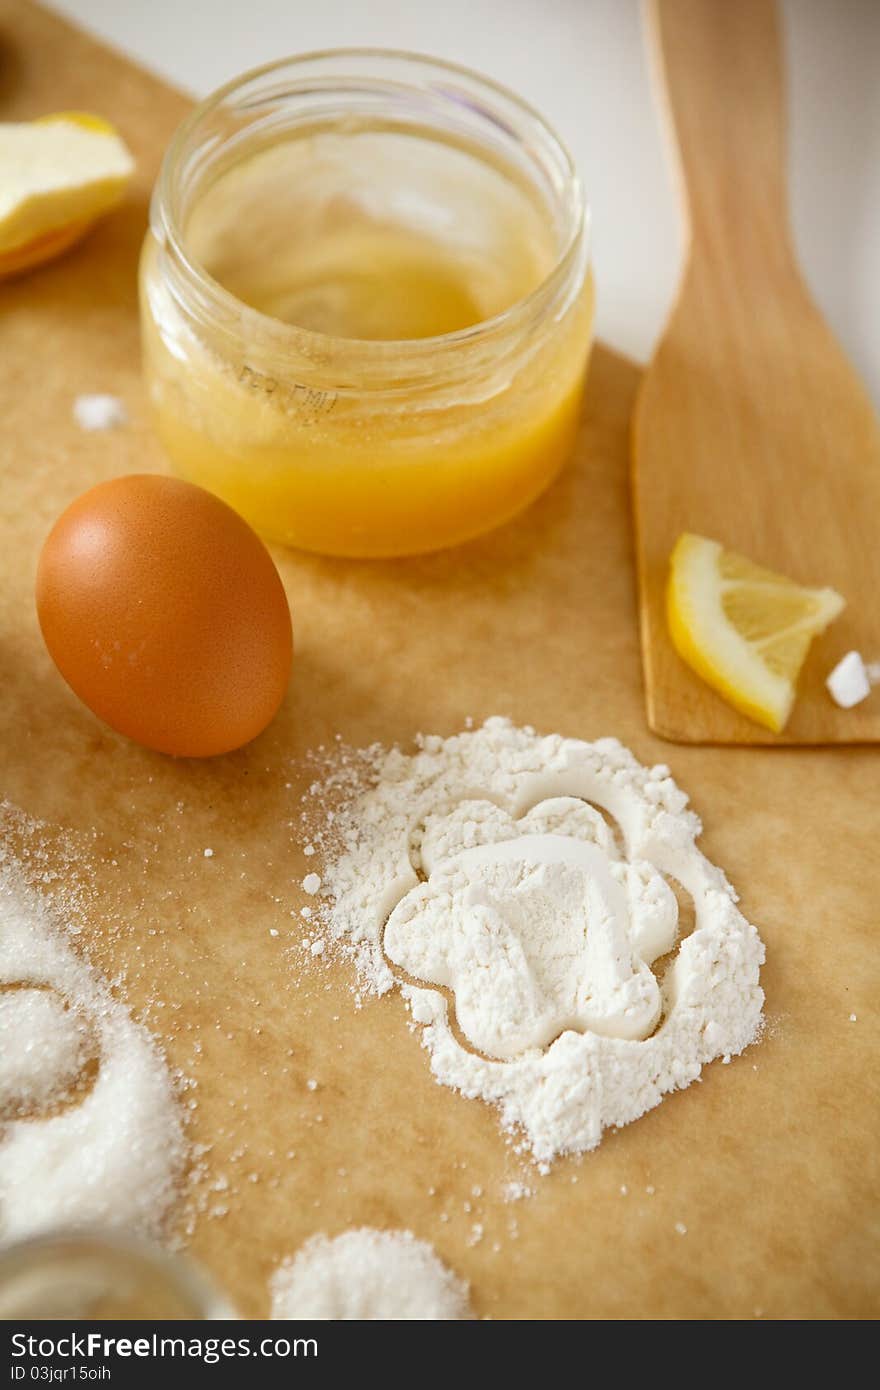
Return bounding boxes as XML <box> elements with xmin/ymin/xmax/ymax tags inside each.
<box><xmin>140</xmin><ymin>52</ymin><xmax>594</xmax><ymax>557</ymax></box>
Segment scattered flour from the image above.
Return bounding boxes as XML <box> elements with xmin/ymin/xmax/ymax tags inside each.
<box><xmin>306</xmin><ymin>719</ymin><xmax>765</xmax><ymax>1164</ymax></box>
<box><xmin>270</xmin><ymin>1229</ymin><xmax>471</xmax><ymax>1320</ymax></box>
<box><xmin>0</xmin><ymin>853</ymin><xmax>186</xmax><ymax>1241</ymax></box>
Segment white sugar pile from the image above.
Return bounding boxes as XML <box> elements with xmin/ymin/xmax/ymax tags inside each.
<box><xmin>270</xmin><ymin>1229</ymin><xmax>471</xmax><ymax>1320</ymax></box>
<box><xmin>0</xmin><ymin>988</ymin><xmax>89</xmax><ymax>1111</ymax></box>
<box><xmin>0</xmin><ymin>850</ymin><xmax>186</xmax><ymax>1241</ymax></box>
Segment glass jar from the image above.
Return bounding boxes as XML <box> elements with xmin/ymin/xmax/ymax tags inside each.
<box><xmin>140</xmin><ymin>51</ymin><xmax>593</xmax><ymax>558</ymax></box>
<box><xmin>0</xmin><ymin>1230</ymin><xmax>234</xmax><ymax>1319</ymax></box>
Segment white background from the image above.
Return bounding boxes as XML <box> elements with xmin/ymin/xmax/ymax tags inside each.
<box><xmin>49</xmin><ymin>0</ymin><xmax>880</xmax><ymax>406</ymax></box>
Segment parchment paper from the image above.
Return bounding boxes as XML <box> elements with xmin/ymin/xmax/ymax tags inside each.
<box><xmin>0</xmin><ymin>0</ymin><xmax>877</xmax><ymax>1319</ymax></box>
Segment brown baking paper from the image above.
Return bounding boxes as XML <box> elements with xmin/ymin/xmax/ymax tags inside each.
<box><xmin>0</xmin><ymin>0</ymin><xmax>877</xmax><ymax>1320</ymax></box>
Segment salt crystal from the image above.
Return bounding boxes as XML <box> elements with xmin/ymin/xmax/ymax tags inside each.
<box><xmin>73</xmin><ymin>394</ymin><xmax>128</xmax><ymax>431</ymax></box>
<box><xmin>302</xmin><ymin>873</ymin><xmax>322</xmax><ymax>895</ymax></box>
<box><xmin>203</xmin><ymin>848</ymin><xmax>214</xmax><ymax>859</ymax></box>
<box><xmin>826</xmin><ymin>651</ymin><xmax>871</xmax><ymax>709</ymax></box>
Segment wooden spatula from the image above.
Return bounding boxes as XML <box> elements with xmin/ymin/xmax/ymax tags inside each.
<box><xmin>632</xmin><ymin>0</ymin><xmax>880</xmax><ymax>744</ymax></box>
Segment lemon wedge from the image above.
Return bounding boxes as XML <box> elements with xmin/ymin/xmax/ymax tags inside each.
<box><xmin>667</xmin><ymin>533</ymin><xmax>845</xmax><ymax>732</ymax></box>
<box><xmin>0</xmin><ymin>112</ymin><xmax>134</xmax><ymax>279</ymax></box>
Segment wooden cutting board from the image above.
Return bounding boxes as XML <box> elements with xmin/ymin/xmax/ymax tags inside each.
<box><xmin>1</xmin><ymin>0</ymin><xmax>878</xmax><ymax>1319</ymax></box>
<box><xmin>633</xmin><ymin>0</ymin><xmax>880</xmax><ymax>745</ymax></box>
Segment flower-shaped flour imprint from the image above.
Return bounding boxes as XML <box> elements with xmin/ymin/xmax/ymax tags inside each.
<box><xmin>319</xmin><ymin>719</ymin><xmax>765</xmax><ymax>1161</ymax></box>
<box><xmin>385</xmin><ymin>798</ymin><xmax>679</xmax><ymax>1060</ymax></box>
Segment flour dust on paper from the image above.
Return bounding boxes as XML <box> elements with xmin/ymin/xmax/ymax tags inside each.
<box><xmin>301</xmin><ymin>718</ymin><xmax>765</xmax><ymax>1165</ymax></box>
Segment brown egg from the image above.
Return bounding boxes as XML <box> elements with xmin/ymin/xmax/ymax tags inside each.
<box><xmin>36</xmin><ymin>474</ymin><xmax>293</xmax><ymax>757</ymax></box>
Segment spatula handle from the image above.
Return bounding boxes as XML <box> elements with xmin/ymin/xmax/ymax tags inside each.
<box><xmin>649</xmin><ymin>0</ymin><xmax>790</xmax><ymax>261</ymax></box>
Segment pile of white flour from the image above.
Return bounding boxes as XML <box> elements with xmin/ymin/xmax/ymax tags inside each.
<box><xmin>305</xmin><ymin>719</ymin><xmax>765</xmax><ymax>1165</ymax></box>
<box><xmin>0</xmin><ymin>850</ymin><xmax>186</xmax><ymax>1240</ymax></box>
<box><xmin>270</xmin><ymin>1229</ymin><xmax>471</xmax><ymax>1320</ymax></box>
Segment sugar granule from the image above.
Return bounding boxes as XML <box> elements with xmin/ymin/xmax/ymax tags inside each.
<box><xmin>72</xmin><ymin>394</ymin><xmax>128</xmax><ymax>431</ymax></box>
<box><xmin>826</xmin><ymin>651</ymin><xmax>871</xmax><ymax>709</ymax></box>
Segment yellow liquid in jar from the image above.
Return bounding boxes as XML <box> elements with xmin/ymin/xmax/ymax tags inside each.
<box><xmin>141</xmin><ymin>125</ymin><xmax>594</xmax><ymax>556</ymax></box>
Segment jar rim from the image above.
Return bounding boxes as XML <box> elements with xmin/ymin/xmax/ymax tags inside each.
<box><xmin>151</xmin><ymin>47</ymin><xmax>590</xmax><ymax>362</ymax></box>
<box><xmin>0</xmin><ymin>1227</ymin><xmax>236</xmax><ymax>1319</ymax></box>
